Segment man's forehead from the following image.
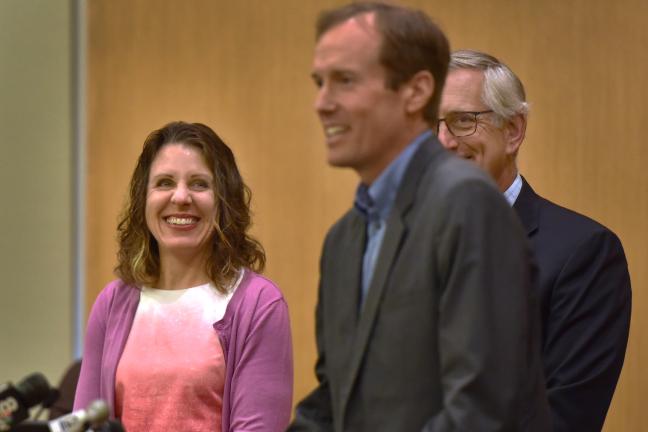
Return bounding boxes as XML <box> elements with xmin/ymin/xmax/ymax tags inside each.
<box><xmin>312</xmin><ymin>14</ymin><xmax>381</xmax><ymax>72</ymax></box>
<box><xmin>448</xmin><ymin>68</ymin><xmax>484</xmax><ymax>85</ymax></box>
<box><xmin>315</xmin><ymin>14</ymin><xmax>378</xmax><ymax>53</ymax></box>
<box><xmin>319</xmin><ymin>11</ymin><xmax>377</xmax><ymax>41</ymax></box>
<box><xmin>440</xmin><ymin>69</ymin><xmax>486</xmax><ymax>110</ymax></box>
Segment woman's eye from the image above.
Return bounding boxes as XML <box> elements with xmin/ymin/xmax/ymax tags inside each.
<box><xmin>191</xmin><ymin>180</ymin><xmax>210</xmax><ymax>189</ymax></box>
<box><xmin>156</xmin><ymin>179</ymin><xmax>173</xmax><ymax>187</ymax></box>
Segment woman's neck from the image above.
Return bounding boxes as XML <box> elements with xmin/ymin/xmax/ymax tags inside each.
<box><xmin>156</xmin><ymin>251</ymin><xmax>210</xmax><ymax>290</ymax></box>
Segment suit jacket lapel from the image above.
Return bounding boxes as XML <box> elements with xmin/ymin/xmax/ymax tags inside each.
<box><xmin>357</xmin><ymin>141</ymin><xmax>435</xmax><ymax>323</ymax></box>
<box><xmin>337</xmin><ymin>211</ymin><xmax>365</xmax><ymax>326</ymax></box>
<box><xmin>513</xmin><ymin>176</ymin><xmax>540</xmax><ymax>236</ymax></box>
<box><xmin>357</xmin><ymin>210</ymin><xmax>404</xmax><ymax>328</ymax></box>
<box><xmin>340</xmin><ymin>137</ymin><xmax>439</xmax><ymax>411</ymax></box>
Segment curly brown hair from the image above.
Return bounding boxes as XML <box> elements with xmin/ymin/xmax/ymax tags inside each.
<box><xmin>115</xmin><ymin>121</ymin><xmax>265</xmax><ymax>292</ymax></box>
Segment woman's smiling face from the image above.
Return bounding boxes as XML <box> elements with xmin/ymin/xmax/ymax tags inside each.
<box><xmin>145</xmin><ymin>143</ymin><xmax>217</xmax><ymax>261</ymax></box>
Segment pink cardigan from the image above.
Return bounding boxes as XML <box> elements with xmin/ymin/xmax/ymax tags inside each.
<box><xmin>74</xmin><ymin>270</ymin><xmax>293</xmax><ymax>431</ymax></box>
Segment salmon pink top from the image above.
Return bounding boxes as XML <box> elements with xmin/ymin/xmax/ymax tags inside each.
<box><xmin>115</xmin><ymin>281</ymin><xmax>236</xmax><ymax>432</ymax></box>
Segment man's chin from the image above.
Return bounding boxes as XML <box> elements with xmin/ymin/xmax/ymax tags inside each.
<box><xmin>326</xmin><ymin>153</ymin><xmax>353</xmax><ymax>169</ymax></box>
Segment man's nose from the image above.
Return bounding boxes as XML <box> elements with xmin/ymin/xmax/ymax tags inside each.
<box><xmin>314</xmin><ymin>84</ymin><xmax>335</xmax><ymax>114</ymax></box>
<box><xmin>437</xmin><ymin>124</ymin><xmax>458</xmax><ymax>150</ymax></box>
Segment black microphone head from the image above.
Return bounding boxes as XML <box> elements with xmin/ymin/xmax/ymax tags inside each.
<box><xmin>41</xmin><ymin>387</ymin><xmax>60</xmax><ymax>409</ymax></box>
<box><xmin>15</xmin><ymin>373</ymin><xmax>51</xmax><ymax>408</ymax></box>
<box><xmin>9</xmin><ymin>420</ymin><xmax>51</xmax><ymax>432</ymax></box>
<box><xmin>101</xmin><ymin>420</ymin><xmax>126</xmax><ymax>432</ymax></box>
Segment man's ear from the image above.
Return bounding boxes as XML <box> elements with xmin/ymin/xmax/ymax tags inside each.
<box><xmin>402</xmin><ymin>70</ymin><xmax>434</xmax><ymax>115</ymax></box>
<box><xmin>505</xmin><ymin>113</ymin><xmax>526</xmax><ymax>156</ymax></box>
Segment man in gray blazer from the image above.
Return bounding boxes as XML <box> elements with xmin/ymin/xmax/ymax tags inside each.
<box><xmin>288</xmin><ymin>3</ymin><xmax>551</xmax><ymax>431</ymax></box>
<box><xmin>437</xmin><ymin>50</ymin><xmax>631</xmax><ymax>431</ymax></box>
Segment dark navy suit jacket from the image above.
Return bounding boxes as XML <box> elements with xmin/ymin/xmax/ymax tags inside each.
<box><xmin>514</xmin><ymin>177</ymin><xmax>631</xmax><ymax>432</ymax></box>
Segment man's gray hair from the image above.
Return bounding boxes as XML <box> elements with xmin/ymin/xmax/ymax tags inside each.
<box><xmin>450</xmin><ymin>50</ymin><xmax>529</xmax><ymax>120</ymax></box>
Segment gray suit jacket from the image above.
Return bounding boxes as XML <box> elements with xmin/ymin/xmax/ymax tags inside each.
<box><xmin>289</xmin><ymin>137</ymin><xmax>551</xmax><ymax>431</ymax></box>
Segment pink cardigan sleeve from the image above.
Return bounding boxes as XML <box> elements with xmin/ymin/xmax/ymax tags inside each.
<box><xmin>224</xmin><ymin>281</ymin><xmax>293</xmax><ymax>432</ymax></box>
<box><xmin>73</xmin><ymin>285</ymin><xmax>111</xmax><ymax>410</ymax></box>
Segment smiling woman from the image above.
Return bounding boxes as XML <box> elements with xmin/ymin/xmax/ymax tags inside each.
<box><xmin>74</xmin><ymin>121</ymin><xmax>293</xmax><ymax>432</ymax></box>
<box><xmin>144</xmin><ymin>144</ymin><xmax>219</xmax><ymax>281</ymax></box>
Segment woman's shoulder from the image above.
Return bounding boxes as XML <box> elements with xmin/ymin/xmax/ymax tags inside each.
<box><xmin>220</xmin><ymin>270</ymin><xmax>290</xmax><ymax>338</ymax></box>
<box><xmin>236</xmin><ymin>270</ymin><xmax>284</xmax><ymax>302</ymax></box>
<box><xmin>91</xmin><ymin>279</ymin><xmax>140</xmax><ymax>313</ymax></box>
<box><xmin>98</xmin><ymin>279</ymin><xmax>138</xmax><ymax>299</ymax></box>
<box><xmin>85</xmin><ymin>279</ymin><xmax>140</xmax><ymax>335</ymax></box>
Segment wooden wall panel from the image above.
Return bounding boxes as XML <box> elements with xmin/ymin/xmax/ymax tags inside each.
<box><xmin>86</xmin><ymin>1</ymin><xmax>647</xmax><ymax>428</ymax></box>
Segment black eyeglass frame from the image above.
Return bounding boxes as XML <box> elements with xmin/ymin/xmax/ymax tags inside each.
<box><xmin>436</xmin><ymin>110</ymin><xmax>495</xmax><ymax>137</ymax></box>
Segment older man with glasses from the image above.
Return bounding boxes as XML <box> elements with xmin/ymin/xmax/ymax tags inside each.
<box><xmin>438</xmin><ymin>49</ymin><xmax>632</xmax><ymax>432</ymax></box>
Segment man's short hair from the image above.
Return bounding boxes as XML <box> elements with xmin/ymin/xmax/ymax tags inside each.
<box><xmin>450</xmin><ymin>50</ymin><xmax>529</xmax><ymax>121</ymax></box>
<box><xmin>316</xmin><ymin>1</ymin><xmax>450</xmax><ymax>125</ymax></box>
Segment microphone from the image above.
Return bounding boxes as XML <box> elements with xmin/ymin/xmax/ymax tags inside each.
<box><xmin>0</xmin><ymin>373</ymin><xmax>51</xmax><ymax>431</ymax></box>
<box><xmin>31</xmin><ymin>388</ymin><xmax>60</xmax><ymax>421</ymax></box>
<box><xmin>48</xmin><ymin>400</ymin><xmax>109</xmax><ymax>432</ymax></box>
<box><xmin>11</xmin><ymin>400</ymin><xmax>110</xmax><ymax>432</ymax></box>
<box><xmin>90</xmin><ymin>420</ymin><xmax>124</xmax><ymax>432</ymax></box>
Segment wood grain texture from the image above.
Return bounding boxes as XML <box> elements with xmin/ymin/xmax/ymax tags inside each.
<box><xmin>86</xmin><ymin>1</ymin><xmax>647</xmax><ymax>428</ymax></box>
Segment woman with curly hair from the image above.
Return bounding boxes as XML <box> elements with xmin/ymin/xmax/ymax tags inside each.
<box><xmin>74</xmin><ymin>121</ymin><xmax>293</xmax><ymax>432</ymax></box>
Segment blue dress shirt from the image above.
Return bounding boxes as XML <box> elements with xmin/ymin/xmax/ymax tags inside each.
<box><xmin>354</xmin><ymin>130</ymin><xmax>433</xmax><ymax>308</ymax></box>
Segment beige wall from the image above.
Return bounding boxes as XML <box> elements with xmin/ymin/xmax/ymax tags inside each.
<box><xmin>0</xmin><ymin>0</ymin><xmax>74</xmax><ymax>385</ymax></box>
<box><xmin>85</xmin><ymin>1</ymin><xmax>647</xmax><ymax>429</ymax></box>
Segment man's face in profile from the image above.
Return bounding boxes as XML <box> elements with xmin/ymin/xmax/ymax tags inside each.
<box><xmin>311</xmin><ymin>14</ymin><xmax>413</xmax><ymax>183</ymax></box>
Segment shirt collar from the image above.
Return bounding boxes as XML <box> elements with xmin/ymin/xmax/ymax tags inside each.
<box><xmin>503</xmin><ymin>173</ymin><xmax>523</xmax><ymax>206</ymax></box>
<box><xmin>354</xmin><ymin>130</ymin><xmax>432</xmax><ymax>221</ymax></box>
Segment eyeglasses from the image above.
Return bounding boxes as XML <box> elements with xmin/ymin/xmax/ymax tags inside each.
<box><xmin>437</xmin><ymin>110</ymin><xmax>494</xmax><ymax>137</ymax></box>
